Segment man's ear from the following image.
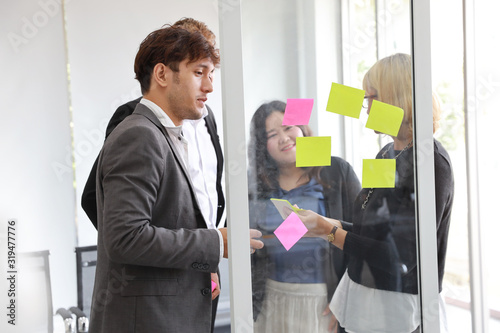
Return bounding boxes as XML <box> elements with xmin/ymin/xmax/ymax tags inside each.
<box><xmin>152</xmin><ymin>63</ymin><xmax>171</xmax><ymax>88</ymax></box>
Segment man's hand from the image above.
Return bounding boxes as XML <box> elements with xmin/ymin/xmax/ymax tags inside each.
<box><xmin>211</xmin><ymin>272</ymin><xmax>220</xmax><ymax>300</ymax></box>
<box><xmin>249</xmin><ymin>229</ymin><xmax>264</xmax><ymax>254</ymax></box>
<box><xmin>218</xmin><ymin>228</ymin><xmax>264</xmax><ymax>258</ymax></box>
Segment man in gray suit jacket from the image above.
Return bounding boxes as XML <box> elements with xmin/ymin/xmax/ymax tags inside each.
<box><xmin>83</xmin><ymin>18</ymin><xmax>225</xmax><ymax>332</ymax></box>
<box><xmin>90</xmin><ymin>24</ymin><xmax>262</xmax><ymax>332</ymax></box>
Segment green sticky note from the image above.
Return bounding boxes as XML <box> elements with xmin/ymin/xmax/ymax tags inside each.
<box><xmin>326</xmin><ymin>82</ymin><xmax>365</xmax><ymax>118</ymax></box>
<box><xmin>270</xmin><ymin>198</ymin><xmax>303</xmax><ymax>219</ymax></box>
<box><xmin>362</xmin><ymin>159</ymin><xmax>396</xmax><ymax>188</ymax></box>
<box><xmin>296</xmin><ymin>137</ymin><xmax>331</xmax><ymax>167</ymax></box>
<box><xmin>365</xmin><ymin>100</ymin><xmax>404</xmax><ymax>136</ymax></box>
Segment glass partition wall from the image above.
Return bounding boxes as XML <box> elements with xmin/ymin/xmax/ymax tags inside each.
<box><xmin>220</xmin><ymin>0</ymin><xmax>446</xmax><ymax>332</ymax></box>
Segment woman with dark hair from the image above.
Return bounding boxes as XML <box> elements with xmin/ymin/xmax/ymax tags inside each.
<box><xmin>248</xmin><ymin>100</ymin><xmax>360</xmax><ymax>332</ymax></box>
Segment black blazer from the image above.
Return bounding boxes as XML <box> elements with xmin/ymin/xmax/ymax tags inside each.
<box><xmin>81</xmin><ymin>97</ymin><xmax>225</xmax><ymax>229</ymax></box>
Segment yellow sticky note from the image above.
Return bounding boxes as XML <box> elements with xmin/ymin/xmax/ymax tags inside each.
<box><xmin>365</xmin><ymin>100</ymin><xmax>404</xmax><ymax>136</ymax></box>
<box><xmin>326</xmin><ymin>82</ymin><xmax>365</xmax><ymax>118</ymax></box>
<box><xmin>362</xmin><ymin>159</ymin><xmax>396</xmax><ymax>188</ymax></box>
<box><xmin>296</xmin><ymin>137</ymin><xmax>331</xmax><ymax>167</ymax></box>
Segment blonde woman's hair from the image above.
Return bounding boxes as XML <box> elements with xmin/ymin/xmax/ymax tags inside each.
<box><xmin>362</xmin><ymin>53</ymin><xmax>441</xmax><ymax>136</ymax></box>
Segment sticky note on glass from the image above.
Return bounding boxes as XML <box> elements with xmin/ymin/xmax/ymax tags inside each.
<box><xmin>365</xmin><ymin>100</ymin><xmax>404</xmax><ymax>136</ymax></box>
<box><xmin>296</xmin><ymin>136</ymin><xmax>331</xmax><ymax>167</ymax></box>
<box><xmin>274</xmin><ymin>212</ymin><xmax>308</xmax><ymax>251</ymax></box>
<box><xmin>211</xmin><ymin>280</ymin><xmax>217</xmax><ymax>292</ymax></box>
<box><xmin>270</xmin><ymin>198</ymin><xmax>303</xmax><ymax>220</ymax></box>
<box><xmin>282</xmin><ymin>98</ymin><xmax>314</xmax><ymax>125</ymax></box>
<box><xmin>326</xmin><ymin>82</ymin><xmax>365</xmax><ymax>118</ymax></box>
<box><xmin>362</xmin><ymin>159</ymin><xmax>396</xmax><ymax>188</ymax></box>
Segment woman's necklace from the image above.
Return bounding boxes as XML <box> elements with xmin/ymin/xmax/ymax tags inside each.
<box><xmin>361</xmin><ymin>140</ymin><xmax>413</xmax><ymax>210</ymax></box>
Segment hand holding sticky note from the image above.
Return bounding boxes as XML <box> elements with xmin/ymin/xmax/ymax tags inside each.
<box><xmin>211</xmin><ymin>280</ymin><xmax>217</xmax><ymax>292</ymax></box>
<box><xmin>271</xmin><ymin>198</ymin><xmax>303</xmax><ymax>219</ymax></box>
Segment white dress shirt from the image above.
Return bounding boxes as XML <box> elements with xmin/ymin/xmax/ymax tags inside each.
<box><xmin>183</xmin><ymin>115</ymin><xmax>218</xmax><ymax>230</ymax></box>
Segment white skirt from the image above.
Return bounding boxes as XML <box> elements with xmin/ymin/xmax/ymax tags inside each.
<box><xmin>254</xmin><ymin>279</ymin><xmax>331</xmax><ymax>333</ymax></box>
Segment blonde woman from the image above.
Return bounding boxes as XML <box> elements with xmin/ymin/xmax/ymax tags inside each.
<box><xmin>295</xmin><ymin>54</ymin><xmax>454</xmax><ymax>333</ymax></box>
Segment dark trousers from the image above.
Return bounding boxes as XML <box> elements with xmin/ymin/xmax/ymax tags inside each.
<box><xmin>211</xmin><ymin>296</ymin><xmax>219</xmax><ymax>333</ymax></box>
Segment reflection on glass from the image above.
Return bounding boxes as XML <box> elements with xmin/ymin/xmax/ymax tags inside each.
<box><xmin>248</xmin><ymin>101</ymin><xmax>361</xmax><ymax>332</ymax></box>
<box><xmin>291</xmin><ymin>54</ymin><xmax>454</xmax><ymax>332</ymax></box>
<box><xmin>245</xmin><ymin>54</ymin><xmax>455</xmax><ymax>332</ymax></box>
<box><xmin>240</xmin><ymin>2</ymin><xmax>455</xmax><ymax>331</ymax></box>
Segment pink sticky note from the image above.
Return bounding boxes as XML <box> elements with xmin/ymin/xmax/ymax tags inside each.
<box><xmin>273</xmin><ymin>212</ymin><xmax>308</xmax><ymax>251</ymax></box>
<box><xmin>282</xmin><ymin>98</ymin><xmax>314</xmax><ymax>125</ymax></box>
<box><xmin>211</xmin><ymin>280</ymin><xmax>217</xmax><ymax>292</ymax></box>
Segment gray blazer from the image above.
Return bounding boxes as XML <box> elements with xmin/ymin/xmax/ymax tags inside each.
<box><xmin>89</xmin><ymin>103</ymin><xmax>221</xmax><ymax>332</ymax></box>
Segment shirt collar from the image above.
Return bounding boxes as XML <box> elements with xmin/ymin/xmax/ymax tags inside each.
<box><xmin>139</xmin><ymin>98</ymin><xmax>183</xmax><ymax>133</ymax></box>
<box><xmin>184</xmin><ymin>106</ymin><xmax>208</xmax><ymax>127</ymax></box>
